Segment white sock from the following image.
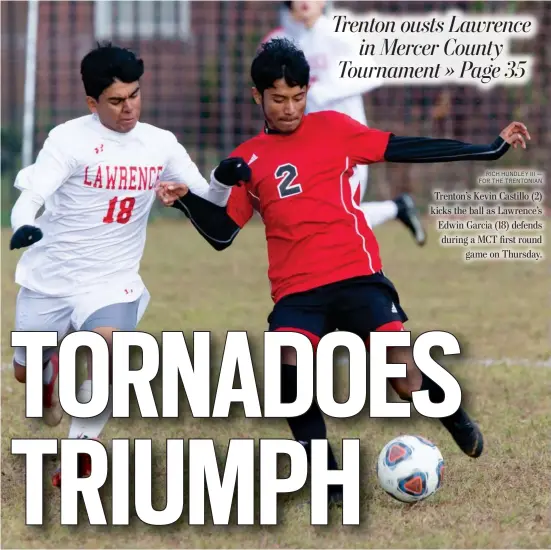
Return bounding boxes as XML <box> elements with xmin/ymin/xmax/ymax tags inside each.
<box><xmin>43</xmin><ymin>360</ymin><xmax>54</xmax><ymax>385</ymax></box>
<box><xmin>68</xmin><ymin>379</ymin><xmax>113</xmax><ymax>440</ymax></box>
<box><xmin>360</xmin><ymin>201</ymin><xmax>398</xmax><ymax>228</ymax></box>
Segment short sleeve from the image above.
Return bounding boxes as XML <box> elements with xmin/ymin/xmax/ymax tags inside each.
<box><xmin>226</xmin><ymin>184</ymin><xmax>254</xmax><ymax>228</ymax></box>
<box><xmin>333</xmin><ymin>113</ymin><xmax>392</xmax><ymax>165</ymax></box>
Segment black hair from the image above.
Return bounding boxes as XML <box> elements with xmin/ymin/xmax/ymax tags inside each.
<box><xmin>80</xmin><ymin>42</ymin><xmax>144</xmax><ymax>100</ymax></box>
<box><xmin>251</xmin><ymin>38</ymin><xmax>310</xmax><ymax>95</ymax></box>
<box><xmin>283</xmin><ymin>1</ymin><xmax>293</xmax><ymax>8</ymax></box>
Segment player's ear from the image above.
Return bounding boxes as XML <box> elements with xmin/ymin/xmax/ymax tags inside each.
<box><xmin>251</xmin><ymin>87</ymin><xmax>262</xmax><ymax>106</ymax></box>
<box><xmin>86</xmin><ymin>96</ymin><xmax>98</xmax><ymax>114</ymax></box>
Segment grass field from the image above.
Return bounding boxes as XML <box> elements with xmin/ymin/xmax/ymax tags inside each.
<box><xmin>1</xmin><ymin>219</ymin><xmax>550</xmax><ymax>549</ymax></box>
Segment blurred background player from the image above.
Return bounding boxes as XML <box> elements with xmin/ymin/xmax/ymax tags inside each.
<box><xmin>156</xmin><ymin>38</ymin><xmax>530</xmax><ymax>503</ymax></box>
<box><xmin>262</xmin><ymin>0</ymin><xmax>426</xmax><ymax>245</ymax></box>
<box><xmin>9</xmin><ymin>42</ymin><xmax>232</xmax><ymax>487</ymax></box>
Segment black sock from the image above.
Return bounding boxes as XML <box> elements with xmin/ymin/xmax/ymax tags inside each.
<box><xmin>420</xmin><ymin>371</ymin><xmax>466</xmax><ymax>428</ymax></box>
<box><xmin>281</xmin><ymin>363</ymin><xmax>339</xmax><ymax>471</ymax></box>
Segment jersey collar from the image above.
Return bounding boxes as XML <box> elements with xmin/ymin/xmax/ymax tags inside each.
<box><xmin>264</xmin><ymin>117</ymin><xmax>306</xmax><ymax>135</ymax></box>
<box><xmin>264</xmin><ymin>122</ymin><xmax>285</xmax><ymax>135</ymax></box>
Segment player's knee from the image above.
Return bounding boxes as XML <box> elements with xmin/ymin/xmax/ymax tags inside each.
<box><xmin>13</xmin><ymin>362</ymin><xmax>26</xmax><ymax>384</ymax></box>
<box><xmin>92</xmin><ymin>326</ymin><xmax>119</xmax><ymax>348</ymax></box>
<box><xmin>81</xmin><ymin>327</ymin><xmax>118</xmax><ymax>382</ymax></box>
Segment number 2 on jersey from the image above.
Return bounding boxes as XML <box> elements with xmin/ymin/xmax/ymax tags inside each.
<box><xmin>276</xmin><ymin>163</ymin><xmax>303</xmax><ymax>199</ymax></box>
<box><xmin>103</xmin><ymin>197</ymin><xmax>136</xmax><ymax>224</ymax></box>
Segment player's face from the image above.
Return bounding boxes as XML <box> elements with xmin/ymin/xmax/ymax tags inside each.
<box><xmin>86</xmin><ymin>79</ymin><xmax>141</xmax><ymax>133</ymax></box>
<box><xmin>291</xmin><ymin>1</ymin><xmax>326</xmax><ymax>27</ymax></box>
<box><xmin>253</xmin><ymin>79</ymin><xmax>308</xmax><ymax>133</ymax></box>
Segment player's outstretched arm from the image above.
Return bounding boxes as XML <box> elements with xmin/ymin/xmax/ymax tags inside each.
<box><xmin>156</xmin><ymin>157</ymin><xmax>252</xmax><ymax>251</ymax></box>
<box><xmin>164</xmin><ymin>138</ymin><xmax>250</xmax><ymax>208</ymax></box>
<box><xmin>384</xmin><ymin>122</ymin><xmax>530</xmax><ymax>163</ymax></box>
<box><xmin>178</xmin><ymin>191</ymin><xmax>242</xmax><ymax>251</ymax></box>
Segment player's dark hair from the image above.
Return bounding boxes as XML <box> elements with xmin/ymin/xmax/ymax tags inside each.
<box><xmin>251</xmin><ymin>38</ymin><xmax>310</xmax><ymax>94</ymax></box>
<box><xmin>282</xmin><ymin>1</ymin><xmax>293</xmax><ymax>8</ymax></box>
<box><xmin>80</xmin><ymin>42</ymin><xmax>144</xmax><ymax>100</ymax></box>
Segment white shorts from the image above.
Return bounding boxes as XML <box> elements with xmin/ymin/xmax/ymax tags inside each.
<box><xmin>12</xmin><ymin>282</ymin><xmax>150</xmax><ymax>366</ymax></box>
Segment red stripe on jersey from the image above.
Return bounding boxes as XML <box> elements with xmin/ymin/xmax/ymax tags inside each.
<box><xmin>273</xmin><ymin>327</ymin><xmax>321</xmax><ymax>350</ymax></box>
<box><xmin>339</xmin><ymin>157</ymin><xmax>378</xmax><ymax>274</ymax></box>
<box><xmin>365</xmin><ymin>321</ymin><xmax>406</xmax><ymax>350</ymax></box>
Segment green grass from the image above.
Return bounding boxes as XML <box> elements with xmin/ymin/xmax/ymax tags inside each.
<box><xmin>1</xmin><ymin>220</ymin><xmax>550</xmax><ymax>548</ymax></box>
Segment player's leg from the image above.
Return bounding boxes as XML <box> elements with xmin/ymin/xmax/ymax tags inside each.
<box><xmin>360</xmin><ymin>196</ymin><xmax>426</xmax><ymax>246</ymax></box>
<box><xmin>354</xmin><ymin>164</ymin><xmax>427</xmax><ymax>245</ymax></box>
<box><xmin>51</xmin><ymin>289</ymin><xmax>150</xmax><ymax>487</ymax></box>
<box><xmin>383</xmin><ymin>337</ymin><xmax>483</xmax><ymax>458</ymax></box>
<box><xmin>268</xmin><ymin>290</ymin><xmax>342</xmax><ymax>504</ymax></box>
<box><xmin>335</xmin><ymin>274</ymin><xmax>483</xmax><ymax>458</ymax></box>
<box><xmin>12</xmin><ymin>287</ymin><xmax>72</xmax><ymax>426</ymax></box>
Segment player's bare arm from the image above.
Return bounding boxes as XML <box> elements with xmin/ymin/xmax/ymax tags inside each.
<box><xmin>383</xmin><ymin>121</ymin><xmax>530</xmax><ymax>163</ymax></box>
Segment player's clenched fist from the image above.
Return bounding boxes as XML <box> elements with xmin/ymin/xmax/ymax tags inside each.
<box><xmin>213</xmin><ymin>157</ymin><xmax>251</xmax><ymax>187</ymax></box>
<box><xmin>500</xmin><ymin>121</ymin><xmax>531</xmax><ymax>149</ymax></box>
<box><xmin>10</xmin><ymin>225</ymin><xmax>43</xmax><ymax>250</ymax></box>
<box><xmin>156</xmin><ymin>181</ymin><xmax>189</xmax><ymax>207</ymax></box>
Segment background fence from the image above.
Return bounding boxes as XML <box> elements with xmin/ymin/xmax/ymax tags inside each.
<box><xmin>2</xmin><ymin>0</ymin><xmax>550</xmax><ymax>224</ymax></box>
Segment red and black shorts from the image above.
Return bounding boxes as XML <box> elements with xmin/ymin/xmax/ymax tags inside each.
<box><xmin>267</xmin><ymin>272</ymin><xmax>408</xmax><ymax>349</ymax></box>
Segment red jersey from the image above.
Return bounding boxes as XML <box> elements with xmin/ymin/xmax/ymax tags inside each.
<box><xmin>226</xmin><ymin>111</ymin><xmax>391</xmax><ymax>303</ymax></box>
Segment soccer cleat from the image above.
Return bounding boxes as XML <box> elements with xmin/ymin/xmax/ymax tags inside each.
<box><xmin>52</xmin><ymin>440</ymin><xmax>94</xmax><ymax>488</ymax></box>
<box><xmin>43</xmin><ymin>354</ymin><xmax>63</xmax><ymax>426</ymax></box>
<box><xmin>442</xmin><ymin>408</ymin><xmax>484</xmax><ymax>458</ymax></box>
<box><xmin>394</xmin><ymin>193</ymin><xmax>426</xmax><ymax>246</ymax></box>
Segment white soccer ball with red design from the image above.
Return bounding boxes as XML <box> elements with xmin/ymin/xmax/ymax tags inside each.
<box><xmin>376</xmin><ymin>434</ymin><xmax>445</xmax><ymax>503</ymax></box>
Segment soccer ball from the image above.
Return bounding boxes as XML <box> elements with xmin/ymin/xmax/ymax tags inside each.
<box><xmin>376</xmin><ymin>435</ymin><xmax>444</xmax><ymax>503</ymax></box>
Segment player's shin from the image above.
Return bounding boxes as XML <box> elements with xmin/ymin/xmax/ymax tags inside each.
<box><xmin>66</xmin><ymin>331</ymin><xmax>114</xmax><ymax>442</ymax></box>
<box><xmin>281</xmin><ymin>363</ymin><xmax>340</xmax><ymax>474</ymax></box>
<box><xmin>53</xmin><ymin>378</ymin><xmax>112</xmax><ymax>487</ymax></box>
<box><xmin>389</xmin><ymin>348</ymin><xmax>483</xmax><ymax>458</ymax></box>
<box><xmin>43</xmin><ymin>354</ymin><xmax>63</xmax><ymax>426</ymax></box>
<box><xmin>416</xmin><ymin>370</ymin><xmax>483</xmax><ymax>457</ymax></box>
<box><xmin>67</xmin><ymin>344</ymin><xmax>113</xmax><ymax>441</ymax></box>
<box><xmin>67</xmin><ymin>378</ymin><xmax>113</xmax><ymax>440</ymax></box>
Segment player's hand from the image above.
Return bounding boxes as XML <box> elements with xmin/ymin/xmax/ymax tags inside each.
<box><xmin>156</xmin><ymin>181</ymin><xmax>189</xmax><ymax>207</ymax></box>
<box><xmin>500</xmin><ymin>121</ymin><xmax>531</xmax><ymax>149</ymax></box>
<box><xmin>213</xmin><ymin>157</ymin><xmax>251</xmax><ymax>187</ymax></box>
<box><xmin>10</xmin><ymin>225</ymin><xmax>43</xmax><ymax>250</ymax></box>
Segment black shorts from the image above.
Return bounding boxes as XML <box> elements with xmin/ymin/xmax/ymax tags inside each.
<box><xmin>267</xmin><ymin>272</ymin><xmax>408</xmax><ymax>345</ymax></box>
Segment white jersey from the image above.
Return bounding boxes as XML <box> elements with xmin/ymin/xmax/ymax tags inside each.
<box><xmin>263</xmin><ymin>10</ymin><xmax>383</xmax><ymax>126</ymax></box>
<box><xmin>13</xmin><ymin>114</ymin><xmax>229</xmax><ymax>297</ymax></box>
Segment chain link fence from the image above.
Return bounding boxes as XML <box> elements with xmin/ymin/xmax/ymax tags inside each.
<box><xmin>2</xmin><ymin>1</ymin><xmax>549</xmax><ymax>223</ymax></box>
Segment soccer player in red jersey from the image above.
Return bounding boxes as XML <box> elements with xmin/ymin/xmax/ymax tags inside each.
<box><xmin>158</xmin><ymin>39</ymin><xmax>530</xmax><ymax>504</ymax></box>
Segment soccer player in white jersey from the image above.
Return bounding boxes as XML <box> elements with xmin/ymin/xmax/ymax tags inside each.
<box><xmin>263</xmin><ymin>1</ymin><xmax>426</xmax><ymax>245</ymax></box>
<box><xmin>9</xmin><ymin>43</ymin><xmax>232</xmax><ymax>487</ymax></box>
